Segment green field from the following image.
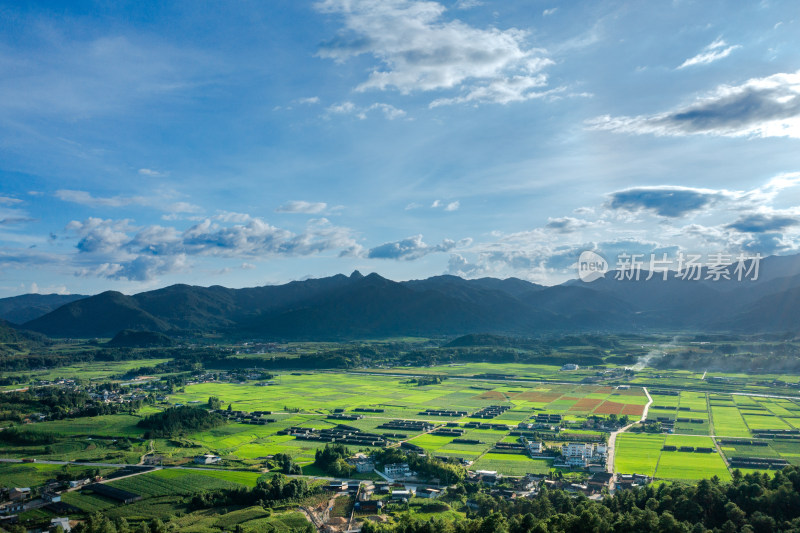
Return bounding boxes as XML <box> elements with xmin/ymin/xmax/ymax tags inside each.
<box><xmin>615</xmin><ymin>434</ymin><xmax>664</xmax><ymax>476</ymax></box>
<box><xmin>5</xmin><ymin>361</ymin><xmax>800</xmax><ymax>486</ymax></box>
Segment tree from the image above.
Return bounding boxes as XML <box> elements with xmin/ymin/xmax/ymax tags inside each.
<box><xmin>208</xmin><ymin>396</ymin><xmax>222</xmax><ymax>410</ymax></box>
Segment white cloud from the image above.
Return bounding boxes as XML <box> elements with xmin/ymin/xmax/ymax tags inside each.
<box><xmin>63</xmin><ymin>214</ymin><xmax>363</xmax><ymax>281</ymax></box>
<box><xmin>326</xmin><ymin>101</ymin><xmax>406</xmax><ymax>120</ymax></box>
<box><xmin>545</xmin><ymin>216</ymin><xmax>591</xmax><ymax>233</ymax></box>
<box><xmin>138</xmin><ymin>168</ymin><xmax>167</xmax><ymax>177</ymax></box>
<box><xmin>316</xmin><ymin>0</ymin><xmax>553</xmax><ymax>105</ymax></box>
<box><xmin>275</xmin><ymin>201</ymin><xmax>329</xmax><ymax>214</ymax></box>
<box><xmin>167</xmin><ymin>202</ymin><xmax>203</xmax><ymax>214</ymax></box>
<box><xmin>55</xmin><ymin>189</ymin><xmax>202</xmax><ymax>215</ymax></box>
<box><xmin>0</xmin><ymin>196</ymin><xmax>22</xmax><ymax>205</ymax></box>
<box><xmin>454</xmin><ymin>0</ymin><xmax>483</xmax><ymax>8</ymax></box>
<box><xmin>295</xmin><ymin>96</ymin><xmax>321</xmax><ymax>104</ymax></box>
<box><xmin>430</xmin><ymin>74</ymin><xmax>556</xmax><ymax>107</ymax></box>
<box><xmin>27</xmin><ymin>282</ymin><xmax>70</xmax><ymax>295</ymax></box>
<box><xmin>677</xmin><ymin>38</ymin><xmax>740</xmax><ymax>69</ymax></box>
<box><xmin>66</xmin><ymin>217</ymin><xmax>135</xmax><ymax>254</ymax></box>
<box><xmin>327</xmin><ymin>101</ymin><xmax>357</xmax><ymax>114</ymax></box>
<box><xmin>368</xmin><ymin>234</ymin><xmax>457</xmax><ymax>260</ymax></box>
<box><xmin>363</xmin><ymin>103</ymin><xmax>406</xmax><ymax>119</ymax></box>
<box><xmin>56</xmin><ymin>189</ymin><xmax>142</xmax><ymax>208</ymax></box>
<box><xmin>588</xmin><ymin>70</ymin><xmax>800</xmax><ymax>138</ymax></box>
<box><xmin>542</xmin><ymin>8</ymin><xmax>558</xmax><ymax>16</ymax></box>
<box><xmin>428</xmin><ymin>199</ymin><xmax>459</xmax><ymax>211</ymax></box>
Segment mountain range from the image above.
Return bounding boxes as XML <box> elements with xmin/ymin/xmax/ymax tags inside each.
<box><xmin>4</xmin><ymin>253</ymin><xmax>800</xmax><ymax>340</ymax></box>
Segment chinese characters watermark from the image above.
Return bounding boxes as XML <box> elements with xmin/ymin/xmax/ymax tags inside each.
<box><xmin>578</xmin><ymin>252</ymin><xmax>761</xmax><ymax>282</ymax></box>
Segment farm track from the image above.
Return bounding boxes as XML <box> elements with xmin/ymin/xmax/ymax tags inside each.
<box><xmin>607</xmin><ymin>387</ymin><xmax>652</xmax><ymax>485</ymax></box>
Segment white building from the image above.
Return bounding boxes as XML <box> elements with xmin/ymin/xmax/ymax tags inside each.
<box><xmin>384</xmin><ymin>463</ymin><xmax>413</xmax><ymax>479</ymax></box>
<box><xmin>194</xmin><ymin>454</ymin><xmax>222</xmax><ymax>465</ymax></box>
<box><xmin>51</xmin><ymin>517</ymin><xmax>71</xmax><ymax>532</ymax></box>
<box><xmin>527</xmin><ymin>441</ymin><xmax>544</xmax><ymax>455</ymax></box>
<box><xmin>391</xmin><ymin>488</ymin><xmax>416</xmax><ymax>501</ymax></box>
<box><xmin>561</xmin><ymin>442</ymin><xmax>606</xmax><ymax>467</ymax></box>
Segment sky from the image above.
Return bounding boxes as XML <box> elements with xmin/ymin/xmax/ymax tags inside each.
<box><xmin>1</xmin><ymin>0</ymin><xmax>799</xmax><ymax>297</ymax></box>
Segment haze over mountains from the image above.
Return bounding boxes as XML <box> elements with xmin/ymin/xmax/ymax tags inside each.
<box><xmin>4</xmin><ymin>254</ymin><xmax>800</xmax><ymax>340</ymax></box>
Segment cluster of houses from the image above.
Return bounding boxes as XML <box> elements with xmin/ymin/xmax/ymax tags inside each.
<box><xmin>186</xmin><ymin>369</ymin><xmax>274</xmax><ymax>385</ymax></box>
<box><xmin>471</xmin><ymin>405</ymin><xmax>511</xmax><ymax>419</ymax></box>
<box><xmin>326</xmin><ymin>478</ymin><xmax>444</xmax><ymax>517</ymax></box>
<box><xmin>277</xmin><ymin>425</ymin><xmax>389</xmax><ymax>446</ymax></box>
<box><xmin>419</xmin><ymin>409</ymin><xmax>468</xmax><ymax>417</ymax></box>
<box><xmin>464</xmin><ymin>470</ymin><xmax>651</xmax><ymax>501</ymax></box>
<box><xmin>0</xmin><ymin>475</ymin><xmax>115</xmax><ymax>531</ymax></box>
<box><xmin>210</xmin><ymin>408</ymin><xmax>276</xmax><ymax>424</ymax></box>
<box><xmin>377</xmin><ymin>419</ymin><xmax>434</xmax><ymax>432</ymax></box>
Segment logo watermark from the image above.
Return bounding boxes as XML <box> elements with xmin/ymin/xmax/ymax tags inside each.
<box><xmin>578</xmin><ymin>250</ymin><xmax>608</xmax><ymax>282</ymax></box>
<box><xmin>577</xmin><ymin>252</ymin><xmax>761</xmax><ymax>282</ymax></box>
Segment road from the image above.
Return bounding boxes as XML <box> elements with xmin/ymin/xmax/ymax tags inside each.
<box><xmin>606</xmin><ymin>386</ymin><xmax>652</xmax><ymax>489</ymax></box>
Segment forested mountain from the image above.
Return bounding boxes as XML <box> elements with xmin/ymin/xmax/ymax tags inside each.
<box><xmin>6</xmin><ymin>254</ymin><xmax>800</xmax><ymax>339</ymax></box>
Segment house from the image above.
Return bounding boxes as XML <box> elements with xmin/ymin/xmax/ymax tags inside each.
<box><xmin>517</xmin><ymin>474</ymin><xmax>545</xmax><ymax>491</ymax></box>
<box><xmin>354</xmin><ymin>500</ymin><xmax>384</xmax><ymax>513</ymax></box>
<box><xmin>348</xmin><ymin>453</ymin><xmax>375</xmax><ymax>473</ymax></box>
<box><xmin>43</xmin><ymin>492</ymin><xmax>62</xmax><ymax>503</ymax></box>
<box><xmin>51</xmin><ymin>517</ymin><xmax>71</xmax><ymax>532</ymax></box>
<box><xmin>384</xmin><ymin>463</ymin><xmax>413</xmax><ymax>479</ymax></box>
<box><xmin>561</xmin><ymin>364</ymin><xmax>580</xmax><ymax>371</ymax></box>
<box><xmin>475</xmin><ymin>470</ymin><xmax>501</xmax><ymax>485</ymax></box>
<box><xmin>616</xmin><ymin>473</ymin><xmax>651</xmax><ymax>488</ymax></box>
<box><xmin>562</xmin><ymin>442</ymin><xmax>595</xmax><ymax>467</ymax></box>
<box><xmin>391</xmin><ymin>488</ymin><xmax>415</xmax><ymax>501</ymax></box>
<box><xmin>328</xmin><ymin>481</ymin><xmax>348</xmax><ymax>492</ymax></box>
<box><xmin>527</xmin><ymin>441</ymin><xmax>544</xmax><ymax>455</ymax></box>
<box><xmin>565</xmin><ymin>483</ymin><xmax>590</xmax><ymax>494</ymax></box>
<box><xmin>418</xmin><ymin>488</ymin><xmax>441</xmax><ymax>499</ymax></box>
<box><xmin>69</xmin><ymin>479</ymin><xmax>90</xmax><ymax>489</ymax></box>
<box><xmin>8</xmin><ymin>488</ymin><xmax>30</xmax><ymax>501</ymax></box>
<box><xmin>588</xmin><ymin>472</ymin><xmax>613</xmax><ymax>489</ymax></box>
<box><xmin>194</xmin><ymin>454</ymin><xmax>221</xmax><ymax>465</ymax></box>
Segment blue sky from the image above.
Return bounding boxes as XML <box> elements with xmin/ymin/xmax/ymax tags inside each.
<box><xmin>1</xmin><ymin>0</ymin><xmax>799</xmax><ymax>296</ymax></box>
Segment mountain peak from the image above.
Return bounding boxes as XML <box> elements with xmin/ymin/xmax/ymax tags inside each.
<box><xmin>350</xmin><ymin>270</ymin><xmax>364</xmax><ymax>279</ymax></box>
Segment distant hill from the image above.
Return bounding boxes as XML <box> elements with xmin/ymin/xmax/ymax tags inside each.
<box><xmin>446</xmin><ymin>333</ymin><xmax>521</xmax><ymax>347</ymax></box>
<box><xmin>0</xmin><ymin>293</ymin><xmax>87</xmax><ymax>324</ymax></box>
<box><xmin>107</xmin><ymin>329</ymin><xmax>175</xmax><ymax>348</ymax></box>
<box><xmin>15</xmin><ymin>253</ymin><xmax>800</xmax><ymax>339</ymax></box>
<box><xmin>0</xmin><ymin>320</ymin><xmax>46</xmax><ymax>356</ymax></box>
<box><xmin>24</xmin><ymin>291</ymin><xmax>170</xmax><ymax>338</ymax></box>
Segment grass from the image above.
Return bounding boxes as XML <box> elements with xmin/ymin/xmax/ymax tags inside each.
<box><xmin>711</xmin><ymin>406</ymin><xmax>751</xmax><ymax>438</ymax></box>
<box><xmin>471</xmin><ymin>453</ymin><xmax>550</xmax><ymax>475</ymax></box>
<box><xmin>656</xmin><ymin>451</ymin><xmax>730</xmax><ymax>481</ymax></box>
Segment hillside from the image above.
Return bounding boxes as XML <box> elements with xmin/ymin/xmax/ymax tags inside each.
<box><xmin>0</xmin><ymin>320</ymin><xmax>46</xmax><ymax>356</ymax></box>
<box><xmin>0</xmin><ymin>293</ymin><xmax>87</xmax><ymax>324</ymax></box>
<box><xmin>106</xmin><ymin>329</ymin><xmax>175</xmax><ymax>348</ymax></box>
<box><xmin>24</xmin><ymin>291</ymin><xmax>171</xmax><ymax>338</ymax></box>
